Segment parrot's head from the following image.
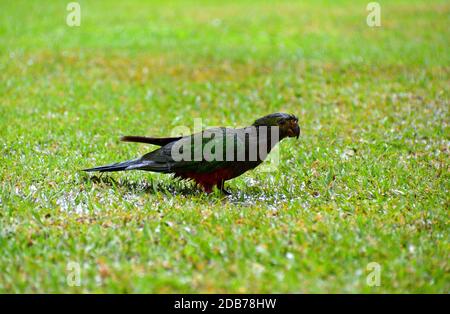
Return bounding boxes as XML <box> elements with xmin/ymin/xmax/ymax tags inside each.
<box><xmin>253</xmin><ymin>113</ymin><xmax>300</xmax><ymax>139</ymax></box>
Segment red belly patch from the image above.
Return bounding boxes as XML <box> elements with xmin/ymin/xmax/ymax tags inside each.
<box><xmin>175</xmin><ymin>168</ymin><xmax>236</xmax><ymax>193</ymax></box>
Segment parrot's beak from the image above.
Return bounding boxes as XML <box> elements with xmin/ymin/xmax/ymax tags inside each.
<box><xmin>294</xmin><ymin>125</ymin><xmax>300</xmax><ymax>139</ymax></box>
<box><xmin>286</xmin><ymin>122</ymin><xmax>300</xmax><ymax>139</ymax></box>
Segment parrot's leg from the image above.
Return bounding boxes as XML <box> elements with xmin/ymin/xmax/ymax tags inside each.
<box><xmin>202</xmin><ymin>184</ymin><xmax>213</xmax><ymax>194</ymax></box>
<box><xmin>218</xmin><ymin>180</ymin><xmax>231</xmax><ymax>195</ymax></box>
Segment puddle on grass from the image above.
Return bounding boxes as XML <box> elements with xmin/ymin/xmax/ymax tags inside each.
<box><xmin>36</xmin><ymin>174</ymin><xmax>311</xmax><ymax>215</ymax></box>
<box><xmin>55</xmin><ymin>190</ymin><xmax>90</xmax><ymax>214</ymax></box>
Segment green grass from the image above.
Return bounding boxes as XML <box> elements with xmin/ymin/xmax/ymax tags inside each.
<box><xmin>0</xmin><ymin>0</ymin><xmax>449</xmax><ymax>293</ymax></box>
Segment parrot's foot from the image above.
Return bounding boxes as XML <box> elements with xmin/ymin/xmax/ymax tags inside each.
<box><xmin>218</xmin><ymin>181</ymin><xmax>231</xmax><ymax>195</ymax></box>
<box><xmin>219</xmin><ymin>188</ymin><xmax>231</xmax><ymax>195</ymax></box>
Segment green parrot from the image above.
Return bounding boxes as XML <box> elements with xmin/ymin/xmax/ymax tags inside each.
<box><xmin>84</xmin><ymin>113</ymin><xmax>300</xmax><ymax>194</ymax></box>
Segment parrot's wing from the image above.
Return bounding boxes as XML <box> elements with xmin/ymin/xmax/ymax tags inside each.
<box><xmin>139</xmin><ymin>128</ymin><xmax>252</xmax><ymax>173</ymax></box>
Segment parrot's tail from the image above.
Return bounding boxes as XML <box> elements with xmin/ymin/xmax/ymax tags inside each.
<box><xmin>82</xmin><ymin>159</ymin><xmax>138</xmax><ymax>173</ymax></box>
<box><xmin>83</xmin><ymin>159</ymin><xmax>171</xmax><ymax>173</ymax></box>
